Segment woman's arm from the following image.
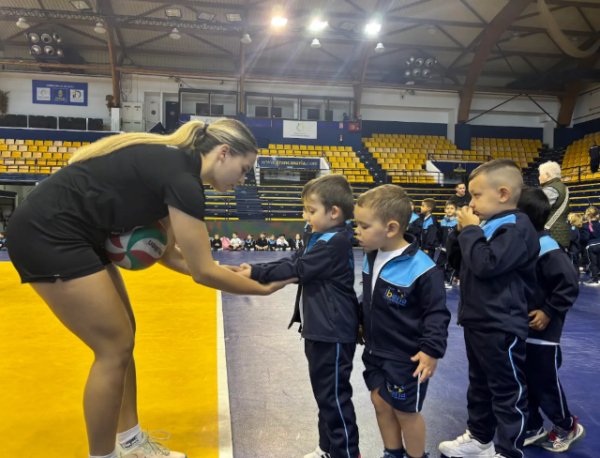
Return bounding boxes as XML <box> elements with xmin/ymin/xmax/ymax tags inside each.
<box><xmin>168</xmin><ymin>206</ymin><xmax>292</xmax><ymax>295</ymax></box>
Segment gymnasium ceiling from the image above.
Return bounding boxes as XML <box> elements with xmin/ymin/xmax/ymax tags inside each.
<box><xmin>0</xmin><ymin>0</ymin><xmax>599</xmax><ymax>96</ymax></box>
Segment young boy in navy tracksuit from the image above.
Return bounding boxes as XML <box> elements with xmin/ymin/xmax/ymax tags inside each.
<box><xmin>240</xmin><ymin>174</ymin><xmax>360</xmax><ymax>458</ymax></box>
<box><xmin>355</xmin><ymin>185</ymin><xmax>450</xmax><ymax>458</ymax></box>
<box><xmin>438</xmin><ymin>201</ymin><xmax>458</xmax><ymax>285</ymax></box>
<box><xmin>406</xmin><ymin>198</ymin><xmax>422</xmax><ymax>244</ymax></box>
<box><xmin>517</xmin><ymin>187</ymin><xmax>585</xmax><ymax>453</ymax></box>
<box><xmin>438</xmin><ymin>159</ymin><xmax>539</xmax><ymax>458</ymax></box>
<box><xmin>419</xmin><ymin>198</ymin><xmax>439</xmax><ymax>256</ymax></box>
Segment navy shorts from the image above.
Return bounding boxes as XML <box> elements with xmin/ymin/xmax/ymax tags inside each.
<box><xmin>6</xmin><ymin>200</ymin><xmax>111</xmax><ymax>283</ymax></box>
<box><xmin>362</xmin><ymin>350</ymin><xmax>428</xmax><ymax>413</ymax></box>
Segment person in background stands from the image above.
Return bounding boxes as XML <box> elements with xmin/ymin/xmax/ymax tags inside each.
<box><xmin>538</xmin><ymin>161</ymin><xmax>570</xmax><ymax>249</ymax></box>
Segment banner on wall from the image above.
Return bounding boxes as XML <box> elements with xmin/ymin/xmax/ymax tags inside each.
<box><xmin>283</xmin><ymin>120</ymin><xmax>317</xmax><ymax>139</ymax></box>
<box><xmin>257</xmin><ymin>155</ymin><xmax>322</xmax><ymax>170</ymax></box>
<box><xmin>32</xmin><ymin>80</ymin><xmax>88</xmax><ymax>106</ymax></box>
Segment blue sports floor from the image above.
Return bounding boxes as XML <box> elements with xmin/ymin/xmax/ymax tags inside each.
<box><xmin>2</xmin><ymin>248</ymin><xmax>597</xmax><ymax>457</ymax></box>
<box><xmin>216</xmin><ymin>250</ymin><xmax>598</xmax><ymax>458</ymax></box>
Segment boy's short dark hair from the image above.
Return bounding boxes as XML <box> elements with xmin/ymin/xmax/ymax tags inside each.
<box><xmin>422</xmin><ymin>198</ymin><xmax>436</xmax><ymax>211</ymax></box>
<box><xmin>356</xmin><ymin>184</ymin><xmax>411</xmax><ymax>232</ymax></box>
<box><xmin>469</xmin><ymin>159</ymin><xmax>524</xmax><ymax>203</ymax></box>
<box><xmin>517</xmin><ymin>186</ymin><xmax>550</xmax><ymax>232</ymax></box>
<box><xmin>445</xmin><ymin>200</ymin><xmax>457</xmax><ymax>208</ymax></box>
<box><xmin>302</xmin><ymin>174</ymin><xmax>354</xmax><ymax>220</ymax></box>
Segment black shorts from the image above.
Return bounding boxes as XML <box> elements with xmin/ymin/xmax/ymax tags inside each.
<box><xmin>6</xmin><ymin>200</ymin><xmax>111</xmax><ymax>283</ymax></box>
<box><xmin>362</xmin><ymin>350</ymin><xmax>428</xmax><ymax>413</ymax></box>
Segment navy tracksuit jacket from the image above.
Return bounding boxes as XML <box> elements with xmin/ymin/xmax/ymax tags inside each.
<box><xmin>526</xmin><ymin>233</ymin><xmax>579</xmax><ymax>431</ymax></box>
<box><xmin>447</xmin><ymin>209</ymin><xmax>539</xmax><ymax>458</ymax></box>
<box><xmin>250</xmin><ymin>224</ymin><xmax>360</xmax><ymax>458</ymax></box>
<box><xmin>361</xmin><ymin>239</ymin><xmax>450</xmax><ymax>361</ymax></box>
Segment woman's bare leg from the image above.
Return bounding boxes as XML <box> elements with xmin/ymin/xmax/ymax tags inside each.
<box><xmin>106</xmin><ymin>264</ymin><xmax>139</xmax><ymax>432</ymax></box>
<box><xmin>31</xmin><ymin>269</ymin><xmax>134</xmax><ymax>455</ymax></box>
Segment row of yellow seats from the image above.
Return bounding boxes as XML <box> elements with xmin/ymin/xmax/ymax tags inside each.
<box><xmin>374</xmin><ymin>152</ymin><xmax>427</xmax><ymax>159</ymax></box>
<box><xmin>369</xmin><ymin>134</ymin><xmax>446</xmax><ymax>139</ymax></box>
<box><xmin>330</xmin><ymin>170</ymin><xmax>374</xmax><ymax>183</ymax></box>
<box><xmin>0</xmin><ymin>144</ymin><xmax>78</xmax><ymax>154</ymax></box>
<box><xmin>392</xmin><ymin>176</ymin><xmax>437</xmax><ymax>184</ymax></box>
<box><xmin>472</xmin><ymin>138</ymin><xmax>541</xmax><ymax>144</ymax></box>
<box><xmin>0</xmin><ymin>157</ymin><xmax>67</xmax><ymax>165</ymax></box>
<box><xmin>366</xmin><ymin>141</ymin><xmax>455</xmax><ymax>148</ymax></box>
<box><xmin>0</xmin><ymin>165</ymin><xmax>61</xmax><ymax>174</ymax></box>
<box><xmin>267</xmin><ymin>144</ymin><xmax>353</xmax><ymax>152</ymax></box>
<box><xmin>1</xmin><ymin>150</ymin><xmax>72</xmax><ymax>160</ymax></box>
<box><xmin>0</xmin><ymin>139</ymin><xmax>90</xmax><ymax>147</ymax></box>
<box><xmin>330</xmin><ymin>156</ymin><xmax>361</xmax><ymax>163</ymax></box>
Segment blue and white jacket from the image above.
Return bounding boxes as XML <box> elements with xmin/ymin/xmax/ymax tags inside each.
<box><xmin>250</xmin><ymin>224</ymin><xmax>359</xmax><ymax>343</ymax></box>
<box><xmin>447</xmin><ymin>209</ymin><xmax>539</xmax><ymax>340</ymax></box>
<box><xmin>528</xmin><ymin>232</ymin><xmax>579</xmax><ymax>344</ymax></box>
<box><xmin>420</xmin><ymin>214</ymin><xmax>440</xmax><ymax>252</ymax></box>
<box><xmin>361</xmin><ymin>238</ymin><xmax>450</xmax><ymax>360</ymax></box>
<box><xmin>439</xmin><ymin>216</ymin><xmax>458</xmax><ymax>247</ymax></box>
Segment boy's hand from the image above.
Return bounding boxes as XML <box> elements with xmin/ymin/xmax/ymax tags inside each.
<box><xmin>221</xmin><ymin>264</ymin><xmax>242</xmax><ymax>272</ymax></box>
<box><xmin>529</xmin><ymin>309</ymin><xmax>550</xmax><ymax>331</ymax></box>
<box><xmin>264</xmin><ymin>277</ymin><xmax>298</xmax><ymax>294</ymax></box>
<box><xmin>457</xmin><ymin>206</ymin><xmax>480</xmax><ymax>228</ymax></box>
<box><xmin>357</xmin><ymin>325</ymin><xmax>365</xmax><ymax>346</ymax></box>
<box><xmin>237</xmin><ymin>263</ymin><xmax>252</xmax><ymax>278</ymax></box>
<box><xmin>410</xmin><ymin>351</ymin><xmax>438</xmax><ymax>382</ymax></box>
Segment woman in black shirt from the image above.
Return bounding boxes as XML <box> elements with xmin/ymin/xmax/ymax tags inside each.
<box><xmin>6</xmin><ymin>119</ymin><xmax>291</xmax><ymax>458</ymax></box>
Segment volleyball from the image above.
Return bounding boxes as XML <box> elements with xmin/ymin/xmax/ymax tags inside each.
<box><xmin>105</xmin><ymin>221</ymin><xmax>168</xmax><ymax>270</ymax></box>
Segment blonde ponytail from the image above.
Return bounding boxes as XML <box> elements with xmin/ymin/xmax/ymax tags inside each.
<box><xmin>69</xmin><ymin>118</ymin><xmax>257</xmax><ymax>164</ymax></box>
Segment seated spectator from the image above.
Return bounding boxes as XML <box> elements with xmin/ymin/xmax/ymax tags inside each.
<box><xmin>255</xmin><ymin>232</ymin><xmax>269</xmax><ymax>251</ymax></box>
<box><xmin>0</xmin><ymin>231</ymin><xmax>6</xmax><ymax>250</ymax></box>
<box><xmin>210</xmin><ymin>234</ymin><xmax>223</xmax><ymax>251</ymax></box>
<box><xmin>220</xmin><ymin>235</ymin><xmax>231</xmax><ymax>251</ymax></box>
<box><xmin>292</xmin><ymin>233</ymin><xmax>304</xmax><ymax>251</ymax></box>
<box><xmin>276</xmin><ymin>233</ymin><xmax>290</xmax><ymax>251</ymax></box>
<box><xmin>244</xmin><ymin>234</ymin><xmax>256</xmax><ymax>251</ymax></box>
<box><xmin>229</xmin><ymin>232</ymin><xmax>243</xmax><ymax>251</ymax></box>
<box><xmin>267</xmin><ymin>234</ymin><xmax>277</xmax><ymax>251</ymax></box>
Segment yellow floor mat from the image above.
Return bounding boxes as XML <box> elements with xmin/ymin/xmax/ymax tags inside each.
<box><xmin>0</xmin><ymin>262</ymin><xmax>220</xmax><ymax>457</ymax></box>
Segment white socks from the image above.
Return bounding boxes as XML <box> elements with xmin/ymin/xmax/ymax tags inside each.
<box><xmin>117</xmin><ymin>423</ymin><xmax>143</xmax><ymax>447</ymax></box>
<box><xmin>89</xmin><ymin>451</ymin><xmax>117</xmax><ymax>458</ymax></box>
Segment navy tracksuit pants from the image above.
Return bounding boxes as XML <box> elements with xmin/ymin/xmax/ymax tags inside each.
<box><xmin>305</xmin><ymin>339</ymin><xmax>359</xmax><ymax>458</ymax></box>
<box><xmin>464</xmin><ymin>328</ymin><xmax>528</xmax><ymax>458</ymax></box>
<box><xmin>525</xmin><ymin>343</ymin><xmax>573</xmax><ymax>431</ymax></box>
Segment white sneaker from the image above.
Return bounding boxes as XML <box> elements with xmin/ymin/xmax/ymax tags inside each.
<box><xmin>304</xmin><ymin>445</ymin><xmax>331</xmax><ymax>458</ymax></box>
<box><xmin>438</xmin><ymin>430</ymin><xmax>495</xmax><ymax>457</ymax></box>
<box><xmin>118</xmin><ymin>432</ymin><xmax>186</xmax><ymax>457</ymax></box>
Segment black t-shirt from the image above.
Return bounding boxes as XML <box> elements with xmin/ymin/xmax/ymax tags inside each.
<box><xmin>448</xmin><ymin>193</ymin><xmax>471</xmax><ymax>208</ymax></box>
<box><xmin>24</xmin><ymin>144</ymin><xmax>205</xmax><ymax>237</ymax></box>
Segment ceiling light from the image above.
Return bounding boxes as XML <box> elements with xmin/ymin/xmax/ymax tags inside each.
<box><xmin>56</xmin><ymin>48</ymin><xmax>64</xmax><ymax>57</ymax></box>
<box><xmin>43</xmin><ymin>45</ymin><xmax>55</xmax><ymax>55</ymax></box>
<box><xmin>412</xmin><ymin>68</ymin><xmax>422</xmax><ymax>77</ymax></box>
<box><xmin>271</xmin><ymin>15</ymin><xmax>288</xmax><ymax>28</ymax></box>
<box><xmin>240</xmin><ymin>33</ymin><xmax>252</xmax><ymax>44</ymax></box>
<box><xmin>70</xmin><ymin>0</ymin><xmax>91</xmax><ymax>10</ymax></box>
<box><xmin>52</xmin><ymin>32</ymin><xmax>62</xmax><ymax>43</ymax></box>
<box><xmin>30</xmin><ymin>44</ymin><xmax>42</xmax><ymax>55</ymax></box>
<box><xmin>198</xmin><ymin>12</ymin><xmax>216</xmax><ymax>22</ymax></box>
<box><xmin>16</xmin><ymin>17</ymin><xmax>30</xmax><ymax>29</ymax></box>
<box><xmin>423</xmin><ymin>69</ymin><xmax>431</xmax><ymax>77</ymax></box>
<box><xmin>169</xmin><ymin>27</ymin><xmax>181</xmax><ymax>40</ymax></box>
<box><xmin>415</xmin><ymin>57</ymin><xmax>424</xmax><ymax>66</ymax></box>
<box><xmin>425</xmin><ymin>57</ymin><xmax>435</xmax><ymax>67</ymax></box>
<box><xmin>404</xmin><ymin>70</ymin><xmax>411</xmax><ymax>77</ymax></box>
<box><xmin>226</xmin><ymin>13</ymin><xmax>242</xmax><ymax>22</ymax></box>
<box><xmin>310</xmin><ymin>38</ymin><xmax>321</xmax><ymax>49</ymax></box>
<box><xmin>364</xmin><ymin>21</ymin><xmax>381</xmax><ymax>37</ymax></box>
<box><xmin>308</xmin><ymin>18</ymin><xmax>328</xmax><ymax>32</ymax></box>
<box><xmin>165</xmin><ymin>8</ymin><xmax>181</xmax><ymax>18</ymax></box>
<box><xmin>374</xmin><ymin>42</ymin><xmax>385</xmax><ymax>53</ymax></box>
<box><xmin>94</xmin><ymin>21</ymin><xmax>106</xmax><ymax>34</ymax></box>
<box><xmin>40</xmin><ymin>33</ymin><xmax>52</xmax><ymax>44</ymax></box>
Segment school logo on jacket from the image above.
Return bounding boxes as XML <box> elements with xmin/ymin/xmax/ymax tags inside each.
<box><xmin>386</xmin><ymin>381</ymin><xmax>407</xmax><ymax>400</ymax></box>
<box><xmin>385</xmin><ymin>286</ymin><xmax>407</xmax><ymax>307</ymax></box>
